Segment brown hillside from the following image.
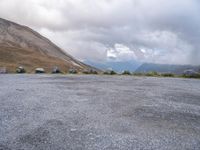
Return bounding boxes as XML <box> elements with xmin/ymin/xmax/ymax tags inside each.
<box><xmin>0</xmin><ymin>45</ymin><xmax>82</xmax><ymax>73</ymax></box>
<box><xmin>0</xmin><ymin>18</ymin><xmax>97</xmax><ymax>73</ymax></box>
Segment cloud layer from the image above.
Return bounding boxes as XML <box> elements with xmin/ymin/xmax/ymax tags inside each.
<box><xmin>0</xmin><ymin>0</ymin><xmax>200</xmax><ymax>65</ymax></box>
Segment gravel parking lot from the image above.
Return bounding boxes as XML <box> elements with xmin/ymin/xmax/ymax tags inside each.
<box><xmin>0</xmin><ymin>75</ymin><xmax>200</xmax><ymax>150</ymax></box>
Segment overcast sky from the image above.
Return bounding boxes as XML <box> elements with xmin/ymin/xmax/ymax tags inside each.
<box><xmin>0</xmin><ymin>0</ymin><xmax>200</xmax><ymax>65</ymax></box>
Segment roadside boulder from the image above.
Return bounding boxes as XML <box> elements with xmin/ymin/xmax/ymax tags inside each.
<box><xmin>68</xmin><ymin>68</ymin><xmax>78</xmax><ymax>74</ymax></box>
<box><xmin>35</xmin><ymin>68</ymin><xmax>45</xmax><ymax>73</ymax></box>
<box><xmin>0</xmin><ymin>67</ymin><xmax>7</xmax><ymax>74</ymax></box>
<box><xmin>16</xmin><ymin>66</ymin><xmax>26</xmax><ymax>73</ymax></box>
<box><xmin>52</xmin><ymin>66</ymin><xmax>61</xmax><ymax>74</ymax></box>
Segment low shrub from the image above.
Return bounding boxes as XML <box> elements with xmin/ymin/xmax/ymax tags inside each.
<box><xmin>145</xmin><ymin>71</ymin><xmax>159</xmax><ymax>76</ymax></box>
<box><xmin>104</xmin><ymin>70</ymin><xmax>117</xmax><ymax>75</ymax></box>
<box><xmin>110</xmin><ymin>70</ymin><xmax>117</xmax><ymax>75</ymax></box>
<box><xmin>133</xmin><ymin>72</ymin><xmax>144</xmax><ymax>76</ymax></box>
<box><xmin>161</xmin><ymin>73</ymin><xmax>175</xmax><ymax>77</ymax></box>
<box><xmin>182</xmin><ymin>73</ymin><xmax>200</xmax><ymax>79</ymax></box>
<box><xmin>103</xmin><ymin>71</ymin><xmax>110</xmax><ymax>75</ymax></box>
<box><xmin>83</xmin><ymin>69</ymin><xmax>98</xmax><ymax>74</ymax></box>
<box><xmin>122</xmin><ymin>70</ymin><xmax>131</xmax><ymax>75</ymax></box>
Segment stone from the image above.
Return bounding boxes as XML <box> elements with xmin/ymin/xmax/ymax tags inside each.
<box><xmin>35</xmin><ymin>68</ymin><xmax>45</xmax><ymax>73</ymax></box>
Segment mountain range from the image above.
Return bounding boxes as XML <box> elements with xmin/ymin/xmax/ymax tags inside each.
<box><xmin>135</xmin><ymin>63</ymin><xmax>200</xmax><ymax>74</ymax></box>
<box><xmin>84</xmin><ymin>60</ymin><xmax>141</xmax><ymax>72</ymax></box>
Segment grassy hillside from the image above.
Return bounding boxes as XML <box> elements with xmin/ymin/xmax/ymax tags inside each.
<box><xmin>0</xmin><ymin>45</ymin><xmax>82</xmax><ymax>73</ymax></box>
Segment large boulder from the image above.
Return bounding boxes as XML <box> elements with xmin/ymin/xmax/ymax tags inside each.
<box><xmin>52</xmin><ymin>66</ymin><xmax>61</xmax><ymax>74</ymax></box>
<box><xmin>68</xmin><ymin>68</ymin><xmax>78</xmax><ymax>74</ymax></box>
<box><xmin>35</xmin><ymin>68</ymin><xmax>45</xmax><ymax>73</ymax></box>
<box><xmin>16</xmin><ymin>66</ymin><xmax>26</xmax><ymax>73</ymax></box>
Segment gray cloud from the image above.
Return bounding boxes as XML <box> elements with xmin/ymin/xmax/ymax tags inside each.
<box><xmin>0</xmin><ymin>0</ymin><xmax>200</xmax><ymax>65</ymax></box>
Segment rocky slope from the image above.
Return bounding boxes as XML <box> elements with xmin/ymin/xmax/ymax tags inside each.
<box><xmin>0</xmin><ymin>18</ymin><xmax>95</xmax><ymax>73</ymax></box>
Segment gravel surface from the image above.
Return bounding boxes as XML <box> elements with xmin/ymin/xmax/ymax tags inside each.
<box><xmin>0</xmin><ymin>75</ymin><xmax>200</xmax><ymax>150</ymax></box>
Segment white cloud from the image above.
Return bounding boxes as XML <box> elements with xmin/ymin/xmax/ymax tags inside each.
<box><xmin>107</xmin><ymin>44</ymin><xmax>137</xmax><ymax>61</ymax></box>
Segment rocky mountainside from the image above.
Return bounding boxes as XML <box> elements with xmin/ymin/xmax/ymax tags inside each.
<box><xmin>0</xmin><ymin>18</ymin><xmax>95</xmax><ymax>73</ymax></box>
